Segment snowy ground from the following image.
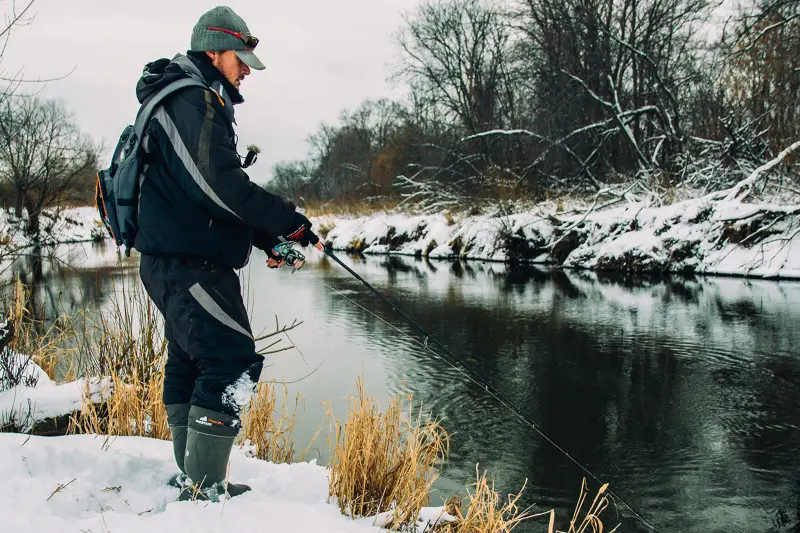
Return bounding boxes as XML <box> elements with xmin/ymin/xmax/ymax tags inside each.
<box><xmin>0</xmin><ymin>354</ymin><xmax>109</xmax><ymax>433</ymax></box>
<box><xmin>0</xmin><ymin>433</ymin><xmax>395</xmax><ymax>533</ymax></box>
<box><xmin>0</xmin><ymin>206</ymin><xmax>105</xmax><ymax>250</ymax></box>
<box><xmin>0</xmin><ymin>358</ymin><xmax>452</xmax><ymax>532</ymax></box>
<box><xmin>318</xmin><ymin>194</ymin><xmax>800</xmax><ymax>279</ymax></box>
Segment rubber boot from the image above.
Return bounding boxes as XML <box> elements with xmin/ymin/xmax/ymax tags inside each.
<box><xmin>165</xmin><ymin>403</ymin><xmax>191</xmax><ymax>488</ymax></box>
<box><xmin>179</xmin><ymin>405</ymin><xmax>251</xmax><ymax>502</ymax></box>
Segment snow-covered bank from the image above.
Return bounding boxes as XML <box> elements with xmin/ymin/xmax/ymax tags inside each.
<box><xmin>317</xmin><ymin>195</ymin><xmax>800</xmax><ymax>279</ymax></box>
<box><xmin>0</xmin><ymin>433</ymin><xmax>456</xmax><ymax>532</ymax></box>
<box><xmin>0</xmin><ymin>363</ymin><xmax>109</xmax><ymax>433</ymax></box>
<box><xmin>3</xmin><ymin>197</ymin><xmax>798</xmax><ymax>280</ymax></box>
<box><xmin>0</xmin><ymin>346</ymin><xmax>110</xmax><ymax>433</ymax></box>
<box><xmin>0</xmin><ymin>433</ymin><xmax>359</xmax><ymax>532</ymax></box>
<box><xmin>0</xmin><ymin>206</ymin><xmax>105</xmax><ymax>249</ymax></box>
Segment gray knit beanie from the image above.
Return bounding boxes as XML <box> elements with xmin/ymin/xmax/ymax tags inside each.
<box><xmin>190</xmin><ymin>6</ymin><xmax>265</xmax><ymax>70</ymax></box>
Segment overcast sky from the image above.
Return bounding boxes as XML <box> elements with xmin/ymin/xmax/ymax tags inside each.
<box><xmin>1</xmin><ymin>0</ymin><xmax>423</xmax><ymax>181</ymax></box>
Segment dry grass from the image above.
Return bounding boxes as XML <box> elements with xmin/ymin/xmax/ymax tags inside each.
<box><xmin>317</xmin><ymin>221</ymin><xmax>336</xmax><ymax>240</ymax></box>
<box><xmin>558</xmin><ymin>479</ymin><xmax>620</xmax><ymax>533</ymax></box>
<box><xmin>69</xmin><ymin>281</ymin><xmax>308</xmax><ymax>450</ymax></box>
<box><xmin>326</xmin><ymin>378</ymin><xmax>449</xmax><ymax>530</ymax></box>
<box><xmin>436</xmin><ymin>466</ymin><xmax>533</xmax><ymax>533</ymax></box>
<box><xmin>70</xmin><ymin>364</ymin><xmax>169</xmax><ymax>442</ymax></box>
<box><xmin>77</xmin><ymin>281</ymin><xmax>167</xmax><ymax>384</ymax></box>
<box><xmin>240</xmin><ymin>381</ymin><xmax>317</xmax><ymax>464</ymax></box>
<box><xmin>5</xmin><ymin>278</ymin><xmax>72</xmax><ymax>381</ymax></box>
<box><xmin>68</xmin><ymin>280</ymin><xmax>170</xmax><ymax>440</ymax></box>
<box><xmin>437</xmin><ymin>474</ymin><xmax>619</xmax><ymax>533</ymax></box>
<box><xmin>302</xmin><ymin>196</ymin><xmax>403</xmax><ymax>218</ymax></box>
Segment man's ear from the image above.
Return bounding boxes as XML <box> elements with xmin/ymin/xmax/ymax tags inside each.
<box><xmin>205</xmin><ymin>51</ymin><xmax>217</xmax><ymax>61</ymax></box>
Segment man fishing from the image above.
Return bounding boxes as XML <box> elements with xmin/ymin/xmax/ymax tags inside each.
<box><xmin>134</xmin><ymin>6</ymin><xmax>322</xmax><ymax>501</ymax></box>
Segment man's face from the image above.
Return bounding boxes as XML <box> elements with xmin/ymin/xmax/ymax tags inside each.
<box><xmin>207</xmin><ymin>50</ymin><xmax>250</xmax><ymax>90</ymax></box>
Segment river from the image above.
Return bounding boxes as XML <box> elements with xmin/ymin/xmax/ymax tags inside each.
<box><xmin>16</xmin><ymin>241</ymin><xmax>800</xmax><ymax>533</ymax></box>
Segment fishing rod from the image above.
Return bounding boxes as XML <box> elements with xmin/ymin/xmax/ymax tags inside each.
<box><xmin>321</xmin><ymin>246</ymin><xmax>658</xmax><ymax>532</ymax></box>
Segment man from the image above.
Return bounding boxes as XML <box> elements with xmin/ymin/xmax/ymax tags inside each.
<box><xmin>135</xmin><ymin>6</ymin><xmax>322</xmax><ymax>501</ymax></box>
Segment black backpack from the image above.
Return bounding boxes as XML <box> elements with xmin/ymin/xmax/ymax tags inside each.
<box><xmin>95</xmin><ymin>77</ymin><xmax>206</xmax><ymax>256</ymax></box>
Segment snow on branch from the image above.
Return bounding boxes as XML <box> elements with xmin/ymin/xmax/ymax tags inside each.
<box><xmin>461</xmin><ymin>129</ymin><xmax>546</xmax><ymax>141</ymax></box>
<box><xmin>721</xmin><ymin>140</ymin><xmax>800</xmax><ymax>202</ymax></box>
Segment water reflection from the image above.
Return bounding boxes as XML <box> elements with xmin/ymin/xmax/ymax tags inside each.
<box><xmin>288</xmin><ymin>255</ymin><xmax>800</xmax><ymax>533</ymax></box>
<box><xmin>1</xmin><ymin>241</ymin><xmax>137</xmax><ymax>321</ymax></box>
<box><xmin>16</xmin><ymin>245</ymin><xmax>800</xmax><ymax>532</ymax></box>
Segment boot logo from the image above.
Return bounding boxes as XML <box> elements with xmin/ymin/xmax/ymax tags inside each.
<box><xmin>195</xmin><ymin>415</ymin><xmax>225</xmax><ymax>427</ymax></box>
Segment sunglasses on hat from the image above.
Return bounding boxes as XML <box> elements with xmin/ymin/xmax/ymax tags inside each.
<box><xmin>207</xmin><ymin>27</ymin><xmax>259</xmax><ymax>49</ymax></box>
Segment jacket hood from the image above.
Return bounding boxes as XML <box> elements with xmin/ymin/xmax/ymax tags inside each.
<box><xmin>136</xmin><ymin>54</ymin><xmax>199</xmax><ymax>104</ymax></box>
<box><xmin>136</xmin><ymin>53</ymin><xmax>243</xmax><ymax>111</ymax></box>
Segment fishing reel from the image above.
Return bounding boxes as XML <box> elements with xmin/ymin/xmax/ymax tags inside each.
<box><xmin>271</xmin><ymin>242</ymin><xmax>305</xmax><ymax>272</ymax></box>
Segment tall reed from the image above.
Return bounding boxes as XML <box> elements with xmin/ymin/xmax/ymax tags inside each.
<box><xmin>437</xmin><ymin>474</ymin><xmax>619</xmax><ymax>533</ymax></box>
<box><xmin>435</xmin><ymin>466</ymin><xmax>533</xmax><ymax>533</ymax></box>
<box><xmin>240</xmin><ymin>381</ymin><xmax>317</xmax><ymax>464</ymax></box>
<box><xmin>5</xmin><ymin>278</ymin><xmax>74</xmax><ymax>382</ymax></box>
<box><xmin>327</xmin><ymin>378</ymin><xmax>449</xmax><ymax>530</ymax></box>
<box><xmin>70</xmin><ymin>280</ymin><xmax>308</xmax><ymax>450</ymax></box>
<box><xmin>69</xmin><ymin>279</ymin><xmax>170</xmax><ymax>440</ymax></box>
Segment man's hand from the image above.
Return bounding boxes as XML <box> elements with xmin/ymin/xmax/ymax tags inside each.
<box><xmin>266</xmin><ymin>255</ymin><xmax>285</xmax><ymax>269</ymax></box>
<box><xmin>266</xmin><ymin>245</ymin><xmax>286</xmax><ymax>269</ymax></box>
<box><xmin>264</xmin><ymin>213</ymin><xmax>325</xmax><ymax>271</ymax></box>
<box><xmin>279</xmin><ymin>212</ymin><xmax>320</xmax><ymax>247</ymax></box>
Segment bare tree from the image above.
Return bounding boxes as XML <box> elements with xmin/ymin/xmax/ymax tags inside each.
<box><xmin>723</xmin><ymin>0</ymin><xmax>800</xmax><ymax>154</ymax></box>
<box><xmin>265</xmin><ymin>160</ymin><xmax>313</xmax><ymax>203</ymax></box>
<box><xmin>0</xmin><ymin>0</ymin><xmax>36</xmax><ymax>105</ymax></box>
<box><xmin>727</xmin><ymin>0</ymin><xmax>800</xmax><ymax>50</ymax></box>
<box><xmin>0</xmin><ymin>96</ymin><xmax>96</xmax><ymax>238</ymax></box>
<box><xmin>514</xmin><ymin>0</ymin><xmax>715</xmax><ymax>181</ymax></box>
<box><xmin>396</xmin><ymin>0</ymin><xmax>517</xmax><ymax>136</ymax></box>
<box><xmin>297</xmin><ymin>100</ymin><xmax>413</xmax><ymax>201</ymax></box>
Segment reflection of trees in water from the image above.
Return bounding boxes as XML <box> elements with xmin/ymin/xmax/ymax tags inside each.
<box><xmin>325</xmin><ymin>255</ymin><xmax>800</xmax><ymax>532</ymax></box>
<box><xmin>4</xmin><ymin>244</ymin><xmax>128</xmax><ymax>329</ymax></box>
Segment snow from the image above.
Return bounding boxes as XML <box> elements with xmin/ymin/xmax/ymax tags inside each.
<box><xmin>0</xmin><ymin>357</ymin><xmax>111</xmax><ymax>432</ymax></box>
<box><xmin>2</xmin><ymin>196</ymin><xmax>799</xmax><ymax>280</ymax></box>
<box><xmin>0</xmin><ymin>360</ymin><xmax>453</xmax><ymax>532</ymax></box>
<box><xmin>0</xmin><ymin>433</ymin><xmax>454</xmax><ymax>532</ymax></box>
<box><xmin>317</xmin><ymin>195</ymin><xmax>800</xmax><ymax>279</ymax></box>
<box><xmin>0</xmin><ymin>206</ymin><xmax>106</xmax><ymax>249</ymax></box>
<box><xmin>222</xmin><ymin>372</ymin><xmax>257</xmax><ymax>416</ymax></box>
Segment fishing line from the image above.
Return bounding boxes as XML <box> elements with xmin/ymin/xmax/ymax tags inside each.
<box><xmin>316</xmin><ymin>248</ymin><xmax>658</xmax><ymax>532</ymax></box>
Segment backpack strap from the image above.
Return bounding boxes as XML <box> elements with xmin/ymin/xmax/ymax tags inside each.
<box><xmin>133</xmin><ymin>77</ymin><xmax>208</xmax><ymax>141</ymax></box>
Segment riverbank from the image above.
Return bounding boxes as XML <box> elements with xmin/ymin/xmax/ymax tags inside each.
<box><xmin>0</xmin><ymin>432</ymin><xmax>403</xmax><ymax>532</ymax></box>
<box><xmin>4</xmin><ymin>191</ymin><xmax>800</xmax><ymax>280</ymax></box>
<box><xmin>317</xmin><ymin>192</ymin><xmax>800</xmax><ymax>279</ymax></box>
<box><xmin>0</xmin><ymin>206</ymin><xmax>105</xmax><ymax>250</ymax></box>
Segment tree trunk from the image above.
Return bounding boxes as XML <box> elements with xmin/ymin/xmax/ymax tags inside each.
<box><xmin>23</xmin><ymin>197</ymin><xmax>40</xmax><ymax>239</ymax></box>
<box><xmin>27</xmin><ymin>212</ymin><xmax>40</xmax><ymax>239</ymax></box>
<box><xmin>13</xmin><ymin>189</ymin><xmax>24</xmax><ymax>216</ymax></box>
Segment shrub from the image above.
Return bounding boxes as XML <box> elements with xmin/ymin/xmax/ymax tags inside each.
<box><xmin>435</xmin><ymin>467</ymin><xmax>532</xmax><ymax>533</ymax></box>
<box><xmin>69</xmin><ymin>281</ymin><xmax>169</xmax><ymax>441</ymax></box>
<box><xmin>326</xmin><ymin>378</ymin><xmax>449</xmax><ymax>530</ymax></box>
<box><xmin>240</xmin><ymin>381</ymin><xmax>317</xmax><ymax>464</ymax></box>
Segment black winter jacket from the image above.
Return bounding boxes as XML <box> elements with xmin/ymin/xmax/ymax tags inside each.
<box><xmin>134</xmin><ymin>53</ymin><xmax>293</xmax><ymax>268</ymax></box>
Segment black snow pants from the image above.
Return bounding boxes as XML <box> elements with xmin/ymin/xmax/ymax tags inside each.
<box><xmin>139</xmin><ymin>254</ymin><xmax>262</xmax><ymax>418</ymax></box>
